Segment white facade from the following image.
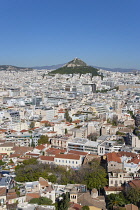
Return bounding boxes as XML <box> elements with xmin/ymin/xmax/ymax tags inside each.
<box><xmin>54</xmin><ymin>154</ymin><xmax>82</xmax><ymax>169</ymax></box>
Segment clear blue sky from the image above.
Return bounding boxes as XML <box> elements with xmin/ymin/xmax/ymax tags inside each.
<box><xmin>0</xmin><ymin>0</ymin><xmax>140</xmax><ymax>68</ymax></box>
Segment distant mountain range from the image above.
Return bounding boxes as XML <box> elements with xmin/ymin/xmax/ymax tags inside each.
<box><xmin>33</xmin><ymin>64</ymin><xmax>64</xmax><ymax>70</ymax></box>
<box><xmin>0</xmin><ymin>65</ymin><xmax>32</xmax><ymax>71</ymax></box>
<box><xmin>93</xmin><ymin>66</ymin><xmax>140</xmax><ymax>73</ymax></box>
<box><xmin>0</xmin><ymin>61</ymin><xmax>139</xmax><ymax>73</ymax></box>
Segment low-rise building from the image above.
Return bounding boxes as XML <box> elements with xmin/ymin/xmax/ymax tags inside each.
<box><xmin>108</xmin><ymin>169</ymin><xmax>132</xmax><ymax>187</ymax></box>
<box><xmin>68</xmin><ymin>138</ymin><xmax>98</xmax><ymax>154</ymax></box>
<box><xmin>54</xmin><ymin>154</ymin><xmax>83</xmax><ymax>169</ymax></box>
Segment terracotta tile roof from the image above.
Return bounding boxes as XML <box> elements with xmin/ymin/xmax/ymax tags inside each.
<box><xmin>0</xmin><ymin>155</ymin><xmax>2</xmax><ymax>160</ymax></box>
<box><xmin>47</xmin><ymin>131</ymin><xmax>57</xmax><ymax>133</ymax></box>
<box><xmin>0</xmin><ymin>153</ymin><xmax>7</xmax><ymax>155</ymax></box>
<box><xmin>118</xmin><ymin>125</ymin><xmax>125</xmax><ymax>127</ymax></box>
<box><xmin>0</xmin><ymin>187</ymin><xmax>6</xmax><ymax>196</ymax></box>
<box><xmin>67</xmin><ymin>123</ymin><xmax>73</xmax><ymax>126</ymax></box>
<box><xmin>125</xmin><ymin>204</ymin><xmax>138</xmax><ymax>210</ymax></box>
<box><xmin>55</xmin><ymin>154</ymin><xmax>80</xmax><ymax>160</ymax></box>
<box><xmin>8</xmin><ymin>163</ymin><xmax>15</xmax><ymax>166</ymax></box>
<box><xmin>25</xmin><ymin>152</ymin><xmax>40</xmax><ymax>156</ymax></box>
<box><xmin>10</xmin><ymin>130</ymin><xmax>17</xmax><ymax>133</ymax></box>
<box><xmin>13</xmin><ymin>146</ymin><xmax>33</xmax><ymax>155</ymax></box>
<box><xmin>30</xmin><ymin>127</ymin><xmax>39</xmax><ymax>131</ymax></box>
<box><xmin>58</xmin><ymin>109</ymin><xmax>65</xmax><ymax>112</ymax></box>
<box><xmin>39</xmin><ymin>156</ymin><xmax>54</xmax><ymax>161</ymax></box>
<box><xmin>9</xmin><ymin>154</ymin><xmax>19</xmax><ymax>158</ymax></box>
<box><xmin>26</xmin><ymin>193</ymin><xmax>40</xmax><ymax>199</ymax></box>
<box><xmin>40</xmin><ymin>120</ymin><xmax>50</xmax><ymax>123</ymax></box>
<box><xmin>0</xmin><ymin>140</ymin><xmax>6</xmax><ymax>143</ymax></box>
<box><xmin>129</xmin><ymin>180</ymin><xmax>140</xmax><ymax>188</ymax></box>
<box><xmin>69</xmin><ymin>202</ymin><xmax>82</xmax><ymax>210</ymax></box>
<box><xmin>46</xmin><ymin>148</ymin><xmax>66</xmax><ymax>156</ymax></box>
<box><xmin>0</xmin><ymin>142</ymin><xmax>14</xmax><ymax>147</ymax></box>
<box><xmin>0</xmin><ymin>129</ymin><xmax>7</xmax><ymax>133</ymax></box>
<box><xmin>105</xmin><ymin>152</ymin><xmax>121</xmax><ymax>163</ymax></box>
<box><xmin>104</xmin><ymin>186</ymin><xmax>124</xmax><ymax>191</ymax></box>
<box><xmin>20</xmin><ymin>129</ymin><xmax>28</xmax><ymax>133</ymax></box>
<box><xmin>72</xmin><ymin>120</ymin><xmax>81</xmax><ymax>123</ymax></box>
<box><xmin>35</xmin><ymin>145</ymin><xmax>46</xmax><ymax>150</ymax></box>
<box><xmin>68</xmin><ymin>150</ymin><xmax>88</xmax><ymax>156</ymax></box>
<box><xmin>117</xmin><ymin>151</ymin><xmax>137</xmax><ymax>158</ymax></box>
<box><xmin>39</xmin><ymin>177</ymin><xmax>49</xmax><ymax>187</ymax></box>
<box><xmin>128</xmin><ymin>157</ymin><xmax>140</xmax><ymax>164</ymax></box>
<box><xmin>7</xmin><ymin>192</ymin><xmax>17</xmax><ymax>200</ymax></box>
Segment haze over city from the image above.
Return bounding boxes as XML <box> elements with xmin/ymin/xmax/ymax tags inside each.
<box><xmin>0</xmin><ymin>0</ymin><xmax>140</xmax><ymax>69</ymax></box>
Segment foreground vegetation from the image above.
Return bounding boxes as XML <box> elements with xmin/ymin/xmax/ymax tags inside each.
<box><xmin>107</xmin><ymin>188</ymin><xmax>140</xmax><ymax>209</ymax></box>
<box><xmin>15</xmin><ymin>158</ymin><xmax>107</xmax><ymax>190</ymax></box>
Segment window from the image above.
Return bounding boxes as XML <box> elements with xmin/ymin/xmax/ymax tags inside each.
<box><xmin>72</xmin><ymin>161</ymin><xmax>74</xmax><ymax>164</ymax></box>
<box><xmin>69</xmin><ymin>161</ymin><xmax>71</xmax><ymax>163</ymax></box>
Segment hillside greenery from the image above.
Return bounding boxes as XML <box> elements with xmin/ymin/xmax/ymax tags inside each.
<box><xmin>49</xmin><ymin>66</ymin><xmax>100</xmax><ymax>77</ymax></box>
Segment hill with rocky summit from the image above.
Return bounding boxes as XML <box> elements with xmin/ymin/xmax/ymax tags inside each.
<box><xmin>64</xmin><ymin>58</ymin><xmax>87</xmax><ymax>67</ymax></box>
<box><xmin>49</xmin><ymin>58</ymin><xmax>100</xmax><ymax>77</ymax></box>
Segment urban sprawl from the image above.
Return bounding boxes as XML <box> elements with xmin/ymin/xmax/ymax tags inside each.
<box><xmin>0</xmin><ymin>62</ymin><xmax>140</xmax><ymax>210</ymax></box>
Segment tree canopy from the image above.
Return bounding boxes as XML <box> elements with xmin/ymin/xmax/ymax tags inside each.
<box><xmin>38</xmin><ymin>135</ymin><xmax>49</xmax><ymax>145</ymax></box>
<box><xmin>30</xmin><ymin>121</ymin><xmax>35</xmax><ymax>129</ymax></box>
<box><xmin>15</xmin><ymin>158</ymin><xmax>107</xmax><ymax>191</ymax></box>
<box><xmin>125</xmin><ymin>187</ymin><xmax>140</xmax><ymax>205</ymax></box>
<box><xmin>29</xmin><ymin>197</ymin><xmax>53</xmax><ymax>205</ymax></box>
<box><xmin>56</xmin><ymin>193</ymin><xmax>70</xmax><ymax>210</ymax></box>
<box><xmin>82</xmin><ymin>206</ymin><xmax>90</xmax><ymax>210</ymax></box>
<box><xmin>84</xmin><ymin>160</ymin><xmax>107</xmax><ymax>190</ymax></box>
<box><xmin>0</xmin><ymin>160</ymin><xmax>6</xmax><ymax>166</ymax></box>
<box><xmin>107</xmin><ymin>193</ymin><xmax>126</xmax><ymax>209</ymax></box>
<box><xmin>107</xmin><ymin>188</ymin><xmax>140</xmax><ymax>209</ymax></box>
<box><xmin>64</xmin><ymin>110</ymin><xmax>72</xmax><ymax>123</ymax></box>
